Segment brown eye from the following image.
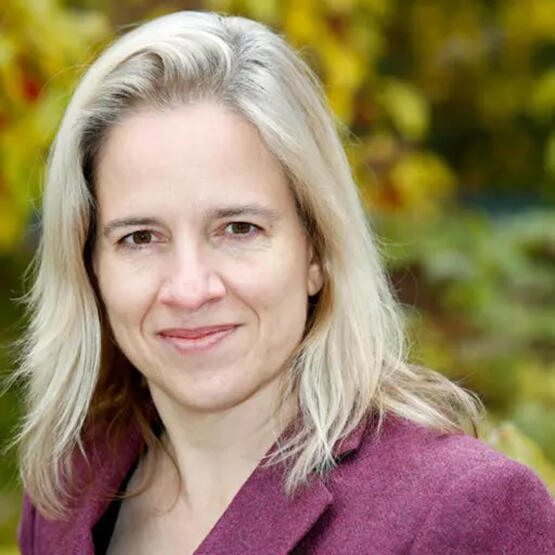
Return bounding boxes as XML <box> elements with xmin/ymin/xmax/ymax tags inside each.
<box><xmin>229</xmin><ymin>222</ymin><xmax>254</xmax><ymax>234</ymax></box>
<box><xmin>129</xmin><ymin>230</ymin><xmax>153</xmax><ymax>244</ymax></box>
<box><xmin>225</xmin><ymin>222</ymin><xmax>260</xmax><ymax>238</ymax></box>
<box><xmin>119</xmin><ymin>229</ymin><xmax>158</xmax><ymax>249</ymax></box>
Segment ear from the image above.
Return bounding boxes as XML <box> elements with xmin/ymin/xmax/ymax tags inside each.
<box><xmin>306</xmin><ymin>241</ymin><xmax>324</xmax><ymax>296</ymax></box>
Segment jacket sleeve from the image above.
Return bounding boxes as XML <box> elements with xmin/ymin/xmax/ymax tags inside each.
<box><xmin>18</xmin><ymin>492</ymin><xmax>36</xmax><ymax>555</ymax></box>
<box><xmin>410</xmin><ymin>458</ymin><xmax>555</xmax><ymax>554</ymax></box>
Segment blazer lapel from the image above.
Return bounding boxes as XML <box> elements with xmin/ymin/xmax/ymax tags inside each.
<box><xmin>195</xmin><ymin>420</ymin><xmax>368</xmax><ymax>554</ymax></box>
<box><xmin>195</xmin><ymin>461</ymin><xmax>332</xmax><ymax>554</ymax></box>
<box><xmin>36</xmin><ymin>421</ymin><xmax>144</xmax><ymax>555</ymax></box>
<box><xmin>39</xmin><ymin>415</ymin><xmax>367</xmax><ymax>554</ymax></box>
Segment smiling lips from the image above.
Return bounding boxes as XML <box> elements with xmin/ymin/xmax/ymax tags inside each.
<box><xmin>158</xmin><ymin>325</ymin><xmax>239</xmax><ymax>353</ymax></box>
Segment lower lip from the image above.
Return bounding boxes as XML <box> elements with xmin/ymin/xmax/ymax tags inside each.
<box><xmin>158</xmin><ymin>327</ymin><xmax>238</xmax><ymax>353</ymax></box>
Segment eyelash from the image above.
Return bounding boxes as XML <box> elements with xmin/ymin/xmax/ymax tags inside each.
<box><xmin>118</xmin><ymin>222</ymin><xmax>261</xmax><ymax>248</ymax></box>
<box><xmin>118</xmin><ymin>230</ymin><xmax>154</xmax><ymax>247</ymax></box>
<box><xmin>223</xmin><ymin>222</ymin><xmax>261</xmax><ymax>239</ymax></box>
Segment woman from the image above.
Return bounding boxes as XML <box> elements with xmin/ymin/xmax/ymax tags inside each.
<box><xmin>15</xmin><ymin>10</ymin><xmax>553</xmax><ymax>555</ymax></box>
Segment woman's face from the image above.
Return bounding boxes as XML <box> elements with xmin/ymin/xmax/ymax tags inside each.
<box><xmin>93</xmin><ymin>102</ymin><xmax>323</xmax><ymax>415</ymax></box>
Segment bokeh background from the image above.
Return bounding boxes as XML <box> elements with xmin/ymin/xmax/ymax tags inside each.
<box><xmin>1</xmin><ymin>0</ymin><xmax>554</xmax><ymax>549</ymax></box>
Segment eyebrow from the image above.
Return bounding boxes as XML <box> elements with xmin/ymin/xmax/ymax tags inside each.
<box><xmin>203</xmin><ymin>205</ymin><xmax>281</xmax><ymax>222</ymax></box>
<box><xmin>102</xmin><ymin>205</ymin><xmax>281</xmax><ymax>237</ymax></box>
<box><xmin>102</xmin><ymin>217</ymin><xmax>162</xmax><ymax>238</ymax></box>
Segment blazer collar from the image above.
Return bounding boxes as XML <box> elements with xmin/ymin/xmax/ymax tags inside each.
<box><xmin>195</xmin><ymin>418</ymin><xmax>369</xmax><ymax>554</ymax></box>
<box><xmin>35</xmin><ymin>420</ymin><xmax>144</xmax><ymax>555</ymax></box>
<box><xmin>51</xmin><ymin>416</ymin><xmax>368</xmax><ymax>554</ymax></box>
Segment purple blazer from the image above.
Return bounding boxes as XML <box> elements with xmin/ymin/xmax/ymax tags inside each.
<box><xmin>19</xmin><ymin>416</ymin><xmax>555</xmax><ymax>554</ymax></box>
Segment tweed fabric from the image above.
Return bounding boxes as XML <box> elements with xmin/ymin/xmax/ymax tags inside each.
<box><xmin>18</xmin><ymin>416</ymin><xmax>555</xmax><ymax>554</ymax></box>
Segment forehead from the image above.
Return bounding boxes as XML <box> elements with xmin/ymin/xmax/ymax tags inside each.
<box><xmin>94</xmin><ymin>102</ymin><xmax>293</xmax><ymax>218</ymax></box>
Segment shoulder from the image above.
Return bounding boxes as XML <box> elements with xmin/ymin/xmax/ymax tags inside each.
<box><xmin>352</xmin><ymin>415</ymin><xmax>530</xmax><ymax>483</ymax></box>
<box><xmin>18</xmin><ymin>492</ymin><xmax>37</xmax><ymax>555</ymax></box>
<box><xmin>340</xmin><ymin>415</ymin><xmax>552</xmax><ymax>492</ymax></box>
<box><xmin>17</xmin><ymin>421</ymin><xmax>144</xmax><ymax>555</ymax></box>
<box><xmin>319</xmin><ymin>416</ymin><xmax>555</xmax><ymax>554</ymax></box>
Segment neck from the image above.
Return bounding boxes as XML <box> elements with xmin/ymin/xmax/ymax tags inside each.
<box><xmin>146</xmin><ymin>378</ymin><xmax>296</xmax><ymax>510</ymax></box>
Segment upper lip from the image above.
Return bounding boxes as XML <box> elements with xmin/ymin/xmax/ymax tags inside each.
<box><xmin>158</xmin><ymin>325</ymin><xmax>239</xmax><ymax>338</ymax></box>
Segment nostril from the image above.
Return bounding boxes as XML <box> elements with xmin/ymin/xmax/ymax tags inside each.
<box><xmin>157</xmin><ymin>268</ymin><xmax>226</xmax><ymax>311</ymax></box>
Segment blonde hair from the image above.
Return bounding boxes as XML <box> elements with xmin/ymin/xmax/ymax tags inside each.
<box><xmin>14</xmin><ymin>11</ymin><xmax>482</xmax><ymax>518</ymax></box>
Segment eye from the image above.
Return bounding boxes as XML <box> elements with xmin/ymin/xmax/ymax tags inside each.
<box><xmin>224</xmin><ymin>222</ymin><xmax>260</xmax><ymax>238</ymax></box>
<box><xmin>120</xmin><ymin>230</ymin><xmax>155</xmax><ymax>246</ymax></box>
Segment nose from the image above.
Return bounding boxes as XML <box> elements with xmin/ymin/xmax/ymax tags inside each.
<box><xmin>157</xmin><ymin>242</ymin><xmax>226</xmax><ymax>312</ymax></box>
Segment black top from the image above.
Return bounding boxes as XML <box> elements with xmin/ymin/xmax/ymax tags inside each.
<box><xmin>92</xmin><ymin>456</ymin><xmax>139</xmax><ymax>554</ymax></box>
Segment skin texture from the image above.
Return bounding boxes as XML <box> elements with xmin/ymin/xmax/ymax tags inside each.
<box><xmin>92</xmin><ymin>102</ymin><xmax>323</xmax><ymax>552</ymax></box>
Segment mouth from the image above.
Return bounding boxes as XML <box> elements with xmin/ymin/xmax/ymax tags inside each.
<box><xmin>157</xmin><ymin>325</ymin><xmax>240</xmax><ymax>353</ymax></box>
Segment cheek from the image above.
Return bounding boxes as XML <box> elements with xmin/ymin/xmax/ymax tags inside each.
<box><xmin>96</xmin><ymin>256</ymin><xmax>158</xmax><ymax>328</ymax></box>
<box><xmin>236</xmin><ymin>247</ymin><xmax>309</xmax><ymax>332</ymax></box>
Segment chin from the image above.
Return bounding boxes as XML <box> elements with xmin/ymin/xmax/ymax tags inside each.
<box><xmin>152</xmin><ymin>374</ymin><xmax>265</xmax><ymax>414</ymax></box>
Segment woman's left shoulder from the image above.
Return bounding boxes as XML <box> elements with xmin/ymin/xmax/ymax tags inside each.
<box><xmin>352</xmin><ymin>414</ymin><xmax>552</xmax><ymax>488</ymax></box>
<box><xmin>406</xmin><ymin>447</ymin><xmax>555</xmax><ymax>553</ymax></box>
<box><xmin>323</xmin><ymin>415</ymin><xmax>555</xmax><ymax>553</ymax></box>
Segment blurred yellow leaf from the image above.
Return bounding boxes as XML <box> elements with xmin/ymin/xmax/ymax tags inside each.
<box><xmin>321</xmin><ymin>37</ymin><xmax>366</xmax><ymax>88</ymax></box>
<box><xmin>516</xmin><ymin>359</ymin><xmax>555</xmax><ymax>405</ymax></box>
<box><xmin>389</xmin><ymin>152</ymin><xmax>455</xmax><ymax>213</ymax></box>
<box><xmin>528</xmin><ymin>68</ymin><xmax>555</xmax><ymax>123</ymax></box>
<box><xmin>378</xmin><ymin>78</ymin><xmax>430</xmax><ymax>141</ymax></box>
<box><xmin>364</xmin><ymin>131</ymin><xmax>399</xmax><ymax>166</ymax></box>
<box><xmin>320</xmin><ymin>36</ymin><xmax>366</xmax><ymax>122</ymax></box>
<box><xmin>0</xmin><ymin>199</ymin><xmax>23</xmax><ymax>250</ymax></box>
<box><xmin>530</xmin><ymin>0</ymin><xmax>555</xmax><ymax>37</ymax></box>
<box><xmin>324</xmin><ymin>0</ymin><xmax>357</xmax><ymax>12</ymax></box>
<box><xmin>282</xmin><ymin>0</ymin><xmax>324</xmax><ymax>45</ymax></box>
<box><xmin>0</xmin><ymin>0</ymin><xmax>110</xmax><ymax>252</ymax></box>
<box><xmin>326</xmin><ymin>83</ymin><xmax>354</xmax><ymax>123</ymax></box>
<box><xmin>244</xmin><ymin>0</ymin><xmax>280</xmax><ymax>24</ymax></box>
<box><xmin>478</xmin><ymin>77</ymin><xmax>524</xmax><ymax>123</ymax></box>
<box><xmin>206</xmin><ymin>0</ymin><xmax>234</xmax><ymax>11</ymax></box>
<box><xmin>502</xmin><ymin>0</ymin><xmax>555</xmax><ymax>43</ymax></box>
<box><xmin>358</xmin><ymin>0</ymin><xmax>391</xmax><ymax>18</ymax></box>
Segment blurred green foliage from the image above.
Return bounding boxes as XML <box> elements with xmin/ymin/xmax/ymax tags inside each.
<box><xmin>1</xmin><ymin>0</ymin><xmax>554</xmax><ymax>547</ymax></box>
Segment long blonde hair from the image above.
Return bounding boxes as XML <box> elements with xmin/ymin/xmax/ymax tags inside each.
<box><xmin>14</xmin><ymin>11</ymin><xmax>482</xmax><ymax>518</ymax></box>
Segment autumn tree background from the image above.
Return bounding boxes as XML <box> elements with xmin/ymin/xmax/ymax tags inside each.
<box><xmin>1</xmin><ymin>0</ymin><xmax>554</xmax><ymax>547</ymax></box>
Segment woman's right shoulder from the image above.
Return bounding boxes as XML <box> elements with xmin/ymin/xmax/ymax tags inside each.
<box><xmin>17</xmin><ymin>421</ymin><xmax>145</xmax><ymax>555</ymax></box>
<box><xmin>18</xmin><ymin>492</ymin><xmax>36</xmax><ymax>555</ymax></box>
